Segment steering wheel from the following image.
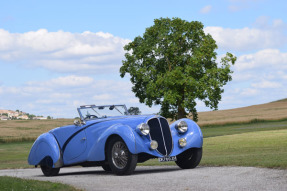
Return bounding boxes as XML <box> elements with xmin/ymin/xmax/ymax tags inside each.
<box><xmin>85</xmin><ymin>115</ymin><xmax>98</xmax><ymax>120</ymax></box>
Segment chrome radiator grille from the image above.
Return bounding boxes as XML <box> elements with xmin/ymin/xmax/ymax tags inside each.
<box><xmin>147</xmin><ymin>117</ymin><xmax>173</xmax><ymax>156</ymax></box>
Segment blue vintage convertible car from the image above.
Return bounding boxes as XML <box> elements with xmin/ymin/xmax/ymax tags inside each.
<box><xmin>28</xmin><ymin>104</ymin><xmax>203</xmax><ymax>176</ymax></box>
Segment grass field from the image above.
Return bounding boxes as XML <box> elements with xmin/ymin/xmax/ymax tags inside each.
<box><xmin>0</xmin><ymin>99</ymin><xmax>286</xmax><ymax>170</ymax></box>
<box><xmin>201</xmin><ymin>129</ymin><xmax>287</xmax><ymax>168</ymax></box>
<box><xmin>0</xmin><ymin>176</ymin><xmax>81</xmax><ymax>191</ymax></box>
<box><xmin>1</xmin><ymin>119</ymin><xmax>286</xmax><ymax>170</ymax></box>
<box><xmin>0</xmin><ymin>142</ymin><xmax>32</xmax><ymax>169</ymax></box>
<box><xmin>142</xmin><ymin>120</ymin><xmax>287</xmax><ymax>168</ymax></box>
<box><xmin>196</xmin><ymin>98</ymin><xmax>287</xmax><ymax>126</ymax></box>
<box><xmin>0</xmin><ymin>118</ymin><xmax>73</xmax><ymax>143</ymax></box>
<box><xmin>1</xmin><ymin>99</ymin><xmax>286</xmax><ymax>143</ymax></box>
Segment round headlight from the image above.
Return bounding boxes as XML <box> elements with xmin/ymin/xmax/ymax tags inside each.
<box><xmin>178</xmin><ymin>138</ymin><xmax>187</xmax><ymax>147</ymax></box>
<box><xmin>137</xmin><ymin>123</ymin><xmax>150</xmax><ymax>136</ymax></box>
<box><xmin>150</xmin><ymin>140</ymin><xmax>158</xmax><ymax>150</ymax></box>
<box><xmin>176</xmin><ymin>121</ymin><xmax>188</xmax><ymax>133</ymax></box>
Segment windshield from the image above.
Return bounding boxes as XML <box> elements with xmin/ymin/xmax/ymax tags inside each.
<box><xmin>78</xmin><ymin>105</ymin><xmax>128</xmax><ymax>120</ymax></box>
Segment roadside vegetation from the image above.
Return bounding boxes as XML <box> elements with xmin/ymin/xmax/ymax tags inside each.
<box><xmin>0</xmin><ymin>176</ymin><xmax>81</xmax><ymax>191</ymax></box>
<box><xmin>0</xmin><ymin>99</ymin><xmax>286</xmax><ymax>170</ymax></box>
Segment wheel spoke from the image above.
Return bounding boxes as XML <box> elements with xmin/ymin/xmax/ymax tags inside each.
<box><xmin>112</xmin><ymin>141</ymin><xmax>129</xmax><ymax>169</ymax></box>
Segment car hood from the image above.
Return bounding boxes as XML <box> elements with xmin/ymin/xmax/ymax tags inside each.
<box><xmin>49</xmin><ymin>115</ymin><xmax>158</xmax><ymax>149</ymax></box>
<box><xmin>82</xmin><ymin>114</ymin><xmax>157</xmax><ymax>129</ymax></box>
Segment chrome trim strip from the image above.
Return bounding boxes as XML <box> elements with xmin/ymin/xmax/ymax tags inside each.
<box><xmin>159</xmin><ymin>116</ymin><xmax>174</xmax><ymax>156</ymax></box>
<box><xmin>157</xmin><ymin>118</ymin><xmax>168</xmax><ymax>156</ymax></box>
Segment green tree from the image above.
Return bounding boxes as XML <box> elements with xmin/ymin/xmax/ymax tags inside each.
<box><xmin>120</xmin><ymin>17</ymin><xmax>236</xmax><ymax>121</ymax></box>
<box><xmin>28</xmin><ymin>114</ymin><xmax>35</xmax><ymax>120</ymax></box>
<box><xmin>128</xmin><ymin>107</ymin><xmax>142</xmax><ymax>115</ymax></box>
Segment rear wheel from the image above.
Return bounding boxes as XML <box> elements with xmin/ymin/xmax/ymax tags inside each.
<box><xmin>107</xmin><ymin>137</ymin><xmax>137</xmax><ymax>175</ymax></box>
<box><xmin>40</xmin><ymin>165</ymin><xmax>60</xmax><ymax>176</ymax></box>
<box><xmin>175</xmin><ymin>148</ymin><xmax>202</xmax><ymax>169</ymax></box>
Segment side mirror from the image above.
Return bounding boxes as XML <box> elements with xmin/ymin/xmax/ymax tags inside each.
<box><xmin>74</xmin><ymin>119</ymin><xmax>81</xmax><ymax>126</ymax></box>
<box><xmin>74</xmin><ymin>119</ymin><xmax>86</xmax><ymax>126</ymax></box>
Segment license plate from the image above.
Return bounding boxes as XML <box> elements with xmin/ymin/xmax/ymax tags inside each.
<box><xmin>158</xmin><ymin>156</ymin><xmax>177</xmax><ymax>162</ymax></box>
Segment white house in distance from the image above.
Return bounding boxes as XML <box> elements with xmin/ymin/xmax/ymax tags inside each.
<box><xmin>33</xmin><ymin>116</ymin><xmax>47</xmax><ymax>120</ymax></box>
<box><xmin>0</xmin><ymin>109</ymin><xmax>46</xmax><ymax>120</ymax></box>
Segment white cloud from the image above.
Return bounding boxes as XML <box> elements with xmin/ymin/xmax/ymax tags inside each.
<box><xmin>49</xmin><ymin>76</ymin><xmax>94</xmax><ymax>87</ymax></box>
<box><xmin>26</xmin><ymin>75</ymin><xmax>94</xmax><ymax>88</ymax></box>
<box><xmin>240</xmin><ymin>88</ymin><xmax>259</xmax><ymax>96</ymax></box>
<box><xmin>0</xmin><ymin>29</ymin><xmax>130</xmax><ymax>74</ymax></box>
<box><xmin>0</xmin><ymin>75</ymin><xmax>156</xmax><ymax>118</ymax></box>
<box><xmin>227</xmin><ymin>0</ymin><xmax>263</xmax><ymax>12</ymax></box>
<box><xmin>1</xmin><ymin>23</ymin><xmax>286</xmax><ymax>118</ymax></box>
<box><xmin>204</xmin><ymin>20</ymin><xmax>287</xmax><ymax>52</ymax></box>
<box><xmin>200</xmin><ymin>5</ymin><xmax>212</xmax><ymax>14</ymax></box>
<box><xmin>214</xmin><ymin>47</ymin><xmax>287</xmax><ymax>110</ymax></box>
<box><xmin>93</xmin><ymin>94</ymin><xmax>115</xmax><ymax>101</ymax></box>
<box><xmin>251</xmin><ymin>81</ymin><xmax>282</xmax><ymax>89</ymax></box>
<box><xmin>235</xmin><ymin>49</ymin><xmax>287</xmax><ymax>71</ymax></box>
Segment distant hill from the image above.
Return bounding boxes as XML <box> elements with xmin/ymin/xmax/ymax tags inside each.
<box><xmin>197</xmin><ymin>98</ymin><xmax>287</xmax><ymax>126</ymax></box>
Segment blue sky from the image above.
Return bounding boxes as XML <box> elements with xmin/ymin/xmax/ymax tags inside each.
<box><xmin>0</xmin><ymin>0</ymin><xmax>286</xmax><ymax>118</ymax></box>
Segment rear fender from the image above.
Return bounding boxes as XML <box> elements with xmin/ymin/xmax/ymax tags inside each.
<box><xmin>28</xmin><ymin>133</ymin><xmax>63</xmax><ymax>168</ymax></box>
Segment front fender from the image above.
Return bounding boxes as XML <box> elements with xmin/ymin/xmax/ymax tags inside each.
<box><xmin>87</xmin><ymin>124</ymin><xmax>136</xmax><ymax>161</ymax></box>
<box><xmin>28</xmin><ymin>132</ymin><xmax>63</xmax><ymax>168</ymax></box>
<box><xmin>169</xmin><ymin>118</ymin><xmax>203</xmax><ymax>156</ymax></box>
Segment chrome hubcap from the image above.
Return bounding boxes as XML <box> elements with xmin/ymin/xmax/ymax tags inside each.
<box><xmin>112</xmin><ymin>141</ymin><xmax>128</xmax><ymax>169</ymax></box>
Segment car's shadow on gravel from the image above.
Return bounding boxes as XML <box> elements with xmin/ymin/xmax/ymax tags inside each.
<box><xmin>133</xmin><ymin>166</ymin><xmax>181</xmax><ymax>175</ymax></box>
<box><xmin>35</xmin><ymin>166</ymin><xmax>183</xmax><ymax>177</ymax></box>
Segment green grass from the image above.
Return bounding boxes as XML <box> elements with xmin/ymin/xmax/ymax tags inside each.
<box><xmin>0</xmin><ymin>120</ymin><xmax>287</xmax><ymax>169</ymax></box>
<box><xmin>201</xmin><ymin>129</ymin><xmax>287</xmax><ymax>168</ymax></box>
<box><xmin>0</xmin><ymin>176</ymin><xmax>81</xmax><ymax>191</ymax></box>
<box><xmin>142</xmin><ymin>120</ymin><xmax>287</xmax><ymax>169</ymax></box>
<box><xmin>0</xmin><ymin>142</ymin><xmax>32</xmax><ymax>169</ymax></box>
<box><xmin>201</xmin><ymin>119</ymin><xmax>287</xmax><ymax>138</ymax></box>
<box><xmin>0</xmin><ymin>137</ymin><xmax>37</xmax><ymax>144</ymax></box>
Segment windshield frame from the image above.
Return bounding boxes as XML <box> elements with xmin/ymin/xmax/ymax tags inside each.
<box><xmin>77</xmin><ymin>104</ymin><xmax>129</xmax><ymax>120</ymax></box>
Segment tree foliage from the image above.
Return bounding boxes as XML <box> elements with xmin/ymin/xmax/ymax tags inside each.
<box><xmin>128</xmin><ymin>107</ymin><xmax>141</xmax><ymax>115</ymax></box>
<box><xmin>120</xmin><ymin>18</ymin><xmax>236</xmax><ymax>121</ymax></box>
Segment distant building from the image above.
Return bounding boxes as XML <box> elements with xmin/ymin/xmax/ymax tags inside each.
<box><xmin>0</xmin><ymin>109</ymin><xmax>46</xmax><ymax>120</ymax></box>
<box><xmin>17</xmin><ymin>115</ymin><xmax>29</xmax><ymax>120</ymax></box>
<box><xmin>33</xmin><ymin>116</ymin><xmax>47</xmax><ymax>120</ymax></box>
<box><xmin>0</xmin><ymin>116</ymin><xmax>9</xmax><ymax>120</ymax></box>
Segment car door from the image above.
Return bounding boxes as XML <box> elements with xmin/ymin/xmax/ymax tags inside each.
<box><xmin>50</xmin><ymin>124</ymin><xmax>87</xmax><ymax>165</ymax></box>
<box><xmin>63</xmin><ymin>129</ymin><xmax>87</xmax><ymax>162</ymax></box>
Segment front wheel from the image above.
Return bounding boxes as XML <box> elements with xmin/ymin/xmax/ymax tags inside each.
<box><xmin>107</xmin><ymin>137</ymin><xmax>138</xmax><ymax>175</ymax></box>
<box><xmin>175</xmin><ymin>148</ymin><xmax>202</xmax><ymax>169</ymax></box>
<box><xmin>102</xmin><ymin>164</ymin><xmax>111</xmax><ymax>172</ymax></box>
<box><xmin>40</xmin><ymin>165</ymin><xmax>60</xmax><ymax>176</ymax></box>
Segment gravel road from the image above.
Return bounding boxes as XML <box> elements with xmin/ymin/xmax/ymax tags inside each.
<box><xmin>1</xmin><ymin>166</ymin><xmax>287</xmax><ymax>191</ymax></box>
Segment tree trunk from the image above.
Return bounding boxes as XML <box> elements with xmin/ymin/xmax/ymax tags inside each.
<box><xmin>177</xmin><ymin>106</ymin><xmax>186</xmax><ymax>119</ymax></box>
